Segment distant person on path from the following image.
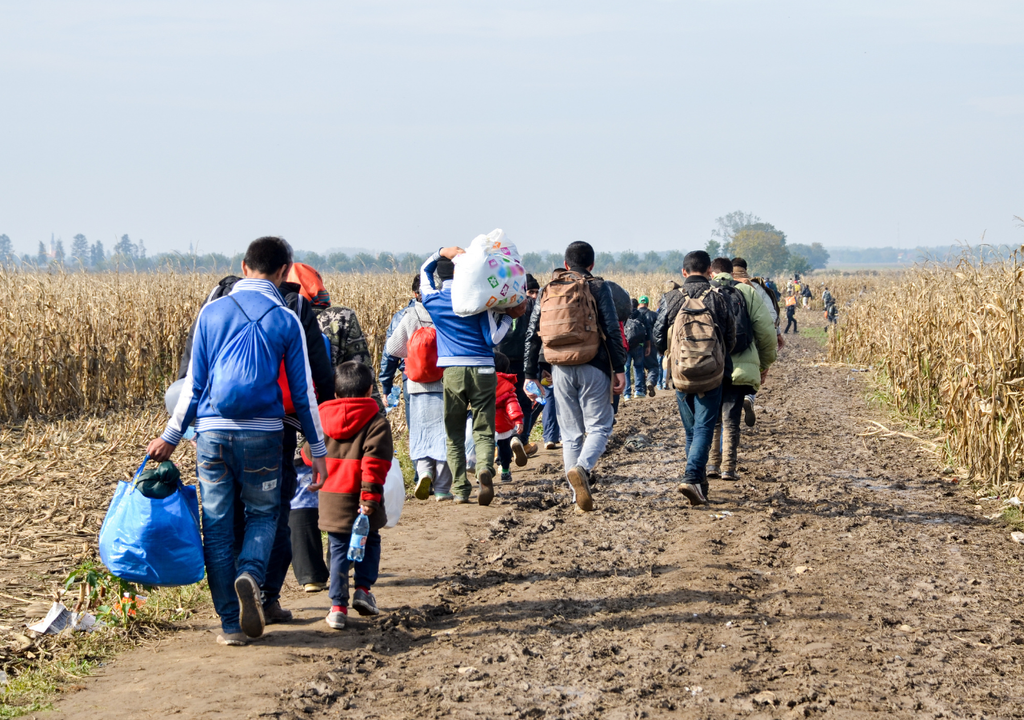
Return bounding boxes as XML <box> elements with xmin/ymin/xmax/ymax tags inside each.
<box><xmin>801</xmin><ymin>283</ymin><xmax>812</xmax><ymax>308</ymax></box>
<box><xmin>784</xmin><ymin>294</ymin><xmax>798</xmax><ymax>334</ymax></box>
<box><xmin>708</xmin><ymin>257</ymin><xmax>778</xmax><ymax>484</ymax></box>
<box><xmin>525</xmin><ymin>241</ymin><xmax>627</xmax><ymax>512</ymax></box>
<box><xmin>384</xmin><ymin>276</ymin><xmax>453</xmax><ymax>501</ymax></box>
<box><xmin>623</xmin><ymin>298</ymin><xmax>649</xmax><ymax>400</ymax></box>
<box><xmin>653</xmin><ymin>250</ymin><xmax>735</xmax><ymax>506</ymax></box>
<box><xmin>656</xmin><ymin>281</ymin><xmax>680</xmax><ymax>390</ymax></box>
<box><xmin>378</xmin><ymin>281</ymin><xmax>418</xmax><ymax>413</ymax></box>
<box><xmin>420</xmin><ymin>248</ymin><xmax>528</xmax><ymax>505</ymax></box>
<box><xmin>637</xmin><ymin>295</ymin><xmax>659</xmax><ymax>396</ymax></box>
<box><xmin>153</xmin><ymin>236</ymin><xmax>328</xmax><ymax>646</ymax></box>
<box><xmin>822</xmin><ymin>286</ymin><xmax>834</xmax><ymax>309</ymax></box>
<box><xmin>304</xmin><ymin>361</ymin><xmax>393</xmax><ymax>631</ymax></box>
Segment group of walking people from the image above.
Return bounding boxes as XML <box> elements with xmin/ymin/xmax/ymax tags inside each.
<box><xmin>144</xmin><ymin>235</ymin><xmax>790</xmax><ymax>647</ymax></box>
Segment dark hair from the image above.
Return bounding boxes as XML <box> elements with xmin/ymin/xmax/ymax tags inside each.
<box><xmin>710</xmin><ymin>257</ymin><xmax>733</xmax><ymax>274</ymax></box>
<box><xmin>731</xmin><ymin>257</ymin><xmax>748</xmax><ymax>270</ymax></box>
<box><xmin>631</xmin><ymin>298</ymin><xmax>639</xmax><ymax>310</ymax></box>
<box><xmin>436</xmin><ymin>257</ymin><xmax>455</xmax><ymax>281</ymax></box>
<box><xmin>411</xmin><ymin>275</ymin><xmax>421</xmax><ymax>293</ymax></box>
<box><xmin>334</xmin><ymin>361</ymin><xmax>373</xmax><ymax>398</ymax></box>
<box><xmin>244</xmin><ymin>236</ymin><xmax>293</xmax><ymax>275</ymax></box>
<box><xmin>682</xmin><ymin>250</ymin><xmax>711</xmax><ymax>275</ymax></box>
<box><xmin>564</xmin><ymin>241</ymin><xmax>595</xmax><ymax>271</ymax></box>
<box><xmin>526</xmin><ymin>273</ymin><xmax>540</xmax><ymax>291</ymax></box>
<box><xmin>493</xmin><ymin>351</ymin><xmax>510</xmax><ymax>373</ymax></box>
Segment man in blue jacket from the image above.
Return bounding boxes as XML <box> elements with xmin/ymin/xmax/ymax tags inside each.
<box><xmin>148</xmin><ymin>236</ymin><xmax>328</xmax><ymax>646</ymax></box>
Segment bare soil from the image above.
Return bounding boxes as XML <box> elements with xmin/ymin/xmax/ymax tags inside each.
<box><xmin>37</xmin><ymin>315</ymin><xmax>1024</xmax><ymax>718</ymax></box>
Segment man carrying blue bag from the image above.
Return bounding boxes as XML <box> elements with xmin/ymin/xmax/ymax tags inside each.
<box><xmin>147</xmin><ymin>236</ymin><xmax>329</xmax><ymax>647</ymax></box>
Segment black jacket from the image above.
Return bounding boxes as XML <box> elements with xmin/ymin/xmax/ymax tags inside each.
<box><xmin>653</xmin><ymin>275</ymin><xmax>737</xmax><ymax>373</ymax></box>
<box><xmin>495</xmin><ymin>297</ymin><xmax>535</xmax><ymax>374</ymax></box>
<box><xmin>177</xmin><ymin>276</ymin><xmax>335</xmax><ymax>409</ymax></box>
<box><xmin>524</xmin><ymin>270</ymin><xmax>627</xmax><ymax>379</ymax></box>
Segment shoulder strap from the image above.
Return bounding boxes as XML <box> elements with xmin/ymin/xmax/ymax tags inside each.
<box><xmin>227</xmin><ymin>294</ymin><xmax>283</xmax><ymax>324</ymax></box>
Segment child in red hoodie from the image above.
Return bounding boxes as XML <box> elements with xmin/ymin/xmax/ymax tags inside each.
<box><xmin>494</xmin><ymin>352</ymin><xmax>528</xmax><ymax>483</ymax></box>
<box><xmin>305</xmin><ymin>361</ymin><xmax>393</xmax><ymax>630</ymax></box>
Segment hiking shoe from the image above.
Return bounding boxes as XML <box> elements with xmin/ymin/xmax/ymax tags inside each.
<box><xmin>352</xmin><ymin>589</ymin><xmax>379</xmax><ymax>616</ymax></box>
<box><xmin>510</xmin><ymin>436</ymin><xmax>529</xmax><ymax>467</ymax></box>
<box><xmin>414</xmin><ymin>471</ymin><xmax>433</xmax><ymax>500</ymax></box>
<box><xmin>325</xmin><ymin>610</ymin><xmax>347</xmax><ymax>630</ymax></box>
<box><xmin>701</xmin><ymin>481</ymin><xmax>710</xmax><ymax>501</ymax></box>
<box><xmin>434</xmin><ymin>492</ymin><xmax>454</xmax><ymax>502</ymax></box>
<box><xmin>303</xmin><ymin>582</ymin><xmax>327</xmax><ymax>593</ymax></box>
<box><xmin>722</xmin><ymin>470</ymin><xmax>739</xmax><ymax>482</ymax></box>
<box><xmin>524</xmin><ymin>442</ymin><xmax>539</xmax><ymax>458</ymax></box>
<box><xmin>477</xmin><ymin>468</ymin><xmax>494</xmax><ymax>506</ymax></box>
<box><xmin>453</xmin><ymin>494</ymin><xmax>471</xmax><ymax>504</ymax></box>
<box><xmin>647</xmin><ymin>383</ymin><xmax>656</xmax><ymax>398</ymax></box>
<box><xmin>706</xmin><ymin>465</ymin><xmax>721</xmax><ymax>479</ymax></box>
<box><xmin>678</xmin><ymin>482</ymin><xmax>707</xmax><ymax>506</ymax></box>
<box><xmin>234</xmin><ymin>572</ymin><xmax>265</xmax><ymax>639</ymax></box>
<box><xmin>742</xmin><ymin>396</ymin><xmax>756</xmax><ymax>427</ymax></box>
<box><xmin>567</xmin><ymin>466</ymin><xmax>594</xmax><ymax>512</ymax></box>
<box><xmin>216</xmin><ymin>632</ymin><xmax>248</xmax><ymax>646</ymax></box>
<box><xmin>263</xmin><ymin>601</ymin><xmax>293</xmax><ymax>624</ymax></box>
<box><xmin>544</xmin><ymin>441</ymin><xmax>559</xmax><ymax>450</ymax></box>
<box><xmin>501</xmin><ymin>471</ymin><xmax>513</xmax><ymax>484</ymax></box>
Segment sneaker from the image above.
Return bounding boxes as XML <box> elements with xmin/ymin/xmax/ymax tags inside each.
<box><xmin>678</xmin><ymin>482</ymin><xmax>707</xmax><ymax>506</ymax></box>
<box><xmin>510</xmin><ymin>437</ymin><xmax>529</xmax><ymax>467</ymax></box>
<box><xmin>742</xmin><ymin>396</ymin><xmax>756</xmax><ymax>427</ymax></box>
<box><xmin>477</xmin><ymin>468</ymin><xmax>494</xmax><ymax>506</ymax></box>
<box><xmin>326</xmin><ymin>610</ymin><xmax>347</xmax><ymax>630</ymax></box>
<box><xmin>722</xmin><ymin>470</ymin><xmax>739</xmax><ymax>482</ymax></box>
<box><xmin>352</xmin><ymin>589</ymin><xmax>379</xmax><ymax>616</ymax></box>
<box><xmin>544</xmin><ymin>441</ymin><xmax>559</xmax><ymax>450</ymax></box>
<box><xmin>453</xmin><ymin>494</ymin><xmax>471</xmax><ymax>504</ymax></box>
<box><xmin>434</xmin><ymin>492</ymin><xmax>454</xmax><ymax>502</ymax></box>
<box><xmin>414</xmin><ymin>470</ymin><xmax>433</xmax><ymax>500</ymax></box>
<box><xmin>262</xmin><ymin>601</ymin><xmax>293</xmax><ymax>624</ymax></box>
<box><xmin>706</xmin><ymin>465</ymin><xmax>721</xmax><ymax>479</ymax></box>
<box><xmin>567</xmin><ymin>466</ymin><xmax>594</xmax><ymax>512</ymax></box>
<box><xmin>501</xmin><ymin>470</ymin><xmax>513</xmax><ymax>484</ymax></box>
<box><xmin>303</xmin><ymin>582</ymin><xmax>327</xmax><ymax>593</ymax></box>
<box><xmin>524</xmin><ymin>442</ymin><xmax>539</xmax><ymax>458</ymax></box>
<box><xmin>234</xmin><ymin>572</ymin><xmax>265</xmax><ymax>639</ymax></box>
<box><xmin>216</xmin><ymin>632</ymin><xmax>248</xmax><ymax>646</ymax></box>
<box><xmin>647</xmin><ymin>383</ymin><xmax>656</xmax><ymax>398</ymax></box>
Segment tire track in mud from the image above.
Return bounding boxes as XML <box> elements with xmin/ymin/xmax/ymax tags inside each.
<box><xmin>273</xmin><ymin>320</ymin><xmax>1024</xmax><ymax>719</ymax></box>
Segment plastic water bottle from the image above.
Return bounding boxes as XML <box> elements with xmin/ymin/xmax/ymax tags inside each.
<box><xmin>385</xmin><ymin>384</ymin><xmax>401</xmax><ymax>413</ymax></box>
<box><xmin>525</xmin><ymin>380</ymin><xmax>546</xmax><ymax>405</ymax></box>
<box><xmin>347</xmin><ymin>512</ymin><xmax>369</xmax><ymax>562</ymax></box>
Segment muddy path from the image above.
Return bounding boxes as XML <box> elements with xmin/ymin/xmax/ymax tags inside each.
<box><xmin>50</xmin><ymin>315</ymin><xmax>1024</xmax><ymax>719</ymax></box>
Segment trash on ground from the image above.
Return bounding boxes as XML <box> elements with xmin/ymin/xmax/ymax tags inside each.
<box><xmin>26</xmin><ymin>602</ymin><xmax>102</xmax><ymax>635</ymax></box>
<box><xmin>1010</xmin><ymin>531</ymin><xmax>1024</xmax><ymax>545</ymax></box>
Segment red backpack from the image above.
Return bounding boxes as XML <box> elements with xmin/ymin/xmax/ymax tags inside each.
<box><xmin>406</xmin><ymin>326</ymin><xmax>443</xmax><ymax>383</ymax></box>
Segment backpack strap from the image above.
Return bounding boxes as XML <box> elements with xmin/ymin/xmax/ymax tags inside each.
<box><xmin>226</xmin><ymin>294</ymin><xmax>284</xmax><ymax>324</ymax></box>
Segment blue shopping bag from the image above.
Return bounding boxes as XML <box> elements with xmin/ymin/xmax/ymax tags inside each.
<box><xmin>98</xmin><ymin>455</ymin><xmax>205</xmax><ymax>586</ymax></box>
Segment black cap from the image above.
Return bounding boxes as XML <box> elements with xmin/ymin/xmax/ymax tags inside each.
<box><xmin>526</xmin><ymin>273</ymin><xmax>540</xmax><ymax>291</ymax></box>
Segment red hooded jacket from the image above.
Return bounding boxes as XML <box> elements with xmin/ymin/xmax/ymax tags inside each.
<box><xmin>495</xmin><ymin>372</ymin><xmax>525</xmax><ymax>435</ymax></box>
<box><xmin>302</xmin><ymin>397</ymin><xmax>393</xmax><ymax>532</ymax></box>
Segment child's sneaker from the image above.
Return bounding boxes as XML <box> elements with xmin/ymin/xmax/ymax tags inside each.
<box><xmin>434</xmin><ymin>492</ymin><xmax>454</xmax><ymax>502</ymax></box>
<box><xmin>352</xmin><ymin>588</ymin><xmax>379</xmax><ymax>616</ymax></box>
<box><xmin>326</xmin><ymin>608</ymin><xmax>347</xmax><ymax>630</ymax></box>
<box><xmin>510</xmin><ymin>437</ymin><xmax>529</xmax><ymax>467</ymax></box>
<box><xmin>501</xmin><ymin>470</ymin><xmax>513</xmax><ymax>484</ymax></box>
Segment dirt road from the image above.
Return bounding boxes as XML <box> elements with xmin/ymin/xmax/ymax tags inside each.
<box><xmin>50</xmin><ymin>317</ymin><xmax>1024</xmax><ymax>719</ymax></box>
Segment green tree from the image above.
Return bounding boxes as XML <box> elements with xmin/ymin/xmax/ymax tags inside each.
<box><xmin>521</xmin><ymin>252</ymin><xmax>543</xmax><ymax>273</ymax></box>
<box><xmin>663</xmin><ymin>250</ymin><xmax>685</xmax><ymax>273</ymax></box>
<box><xmin>327</xmin><ymin>252</ymin><xmax>350</xmax><ymax>272</ymax></box>
<box><xmin>90</xmin><ymin>240</ymin><xmax>106</xmax><ymax>269</ymax></box>
<box><xmin>594</xmin><ymin>252</ymin><xmax>615</xmax><ymax>272</ymax></box>
<box><xmin>788</xmin><ymin>242</ymin><xmax>830</xmax><ymax>270</ymax></box>
<box><xmin>353</xmin><ymin>252</ymin><xmax>375</xmax><ymax>270</ymax></box>
<box><xmin>114</xmin><ymin>234</ymin><xmax>136</xmax><ymax>258</ymax></box>
<box><xmin>788</xmin><ymin>254</ymin><xmax>812</xmax><ymax>275</ymax></box>
<box><xmin>71</xmin><ymin>234</ymin><xmax>89</xmax><ymax>265</ymax></box>
<box><xmin>54</xmin><ymin>239</ymin><xmax>65</xmax><ymax>265</ymax></box>
<box><xmin>705</xmin><ymin>239</ymin><xmax>722</xmax><ymax>259</ymax></box>
<box><xmin>618</xmin><ymin>250</ymin><xmax>639</xmax><ymax>272</ymax></box>
<box><xmin>37</xmin><ymin>241</ymin><xmax>48</xmax><ymax>266</ymax></box>
<box><xmin>643</xmin><ymin>250</ymin><xmax>661</xmax><ymax>272</ymax></box>
<box><xmin>0</xmin><ymin>234</ymin><xmax>12</xmax><ymax>265</ymax></box>
<box><xmin>711</xmin><ymin>210</ymin><xmax>761</xmax><ymax>256</ymax></box>
<box><xmin>730</xmin><ymin>223</ymin><xmax>790</xmax><ymax>275</ymax></box>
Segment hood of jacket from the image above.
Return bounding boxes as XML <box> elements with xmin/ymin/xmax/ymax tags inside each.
<box><xmin>287</xmin><ymin>263</ymin><xmax>332</xmax><ymax>308</ymax></box>
<box><xmin>318</xmin><ymin>397</ymin><xmax>380</xmax><ymax>440</ymax></box>
<box><xmin>497</xmin><ymin>372</ymin><xmax>518</xmax><ymax>398</ymax></box>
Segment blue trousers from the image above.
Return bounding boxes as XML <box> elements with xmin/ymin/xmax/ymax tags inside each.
<box><xmin>327</xmin><ymin>529</ymin><xmax>382</xmax><ymax>608</ymax></box>
<box><xmin>675</xmin><ymin>386</ymin><xmax>723</xmax><ymax>485</ymax></box>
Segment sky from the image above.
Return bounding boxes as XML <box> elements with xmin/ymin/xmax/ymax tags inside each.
<box><xmin>1</xmin><ymin>1</ymin><xmax>1022</xmax><ymax>257</ymax></box>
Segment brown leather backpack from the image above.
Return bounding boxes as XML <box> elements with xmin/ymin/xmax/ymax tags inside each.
<box><xmin>538</xmin><ymin>269</ymin><xmax>602</xmax><ymax>366</ymax></box>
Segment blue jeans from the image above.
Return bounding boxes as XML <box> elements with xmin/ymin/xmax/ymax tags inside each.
<box><xmin>675</xmin><ymin>386</ymin><xmax>723</xmax><ymax>484</ymax></box>
<box><xmin>327</xmin><ymin>529</ymin><xmax>382</xmax><ymax>608</ymax></box>
<box><xmin>624</xmin><ymin>346</ymin><xmax>646</xmax><ymax>397</ymax></box>
<box><xmin>542</xmin><ymin>392</ymin><xmax>560</xmax><ymax>443</ymax></box>
<box><xmin>197</xmin><ymin>430</ymin><xmax>282</xmax><ymax>634</ymax></box>
<box><xmin>262</xmin><ymin>427</ymin><xmax>298</xmax><ymax>605</ymax></box>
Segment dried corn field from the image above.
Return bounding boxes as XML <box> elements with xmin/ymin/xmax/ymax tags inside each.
<box><xmin>828</xmin><ymin>251</ymin><xmax>1024</xmax><ymax>492</ymax></box>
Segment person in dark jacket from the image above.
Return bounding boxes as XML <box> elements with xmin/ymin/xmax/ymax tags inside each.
<box><xmin>496</xmin><ymin>273</ymin><xmax>540</xmax><ymax>453</ymax></box>
<box><xmin>175</xmin><ymin>266</ymin><xmax>335</xmax><ymax>626</ymax></box>
<box><xmin>653</xmin><ymin>250</ymin><xmax>735</xmax><ymax>506</ymax></box>
<box><xmin>637</xmin><ymin>295</ymin><xmax>659</xmax><ymax>397</ymax></box>
<box><xmin>524</xmin><ymin>242</ymin><xmax>627</xmax><ymax>512</ymax></box>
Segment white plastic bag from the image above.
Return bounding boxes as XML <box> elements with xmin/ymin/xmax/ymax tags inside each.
<box><xmin>383</xmin><ymin>459</ymin><xmax>405</xmax><ymax>529</ymax></box>
<box><xmin>451</xmin><ymin>229</ymin><xmax>527</xmax><ymax>316</ymax></box>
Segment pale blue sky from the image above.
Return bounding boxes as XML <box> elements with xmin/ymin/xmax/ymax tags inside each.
<box><xmin>1</xmin><ymin>1</ymin><xmax>1021</xmax><ymax>256</ymax></box>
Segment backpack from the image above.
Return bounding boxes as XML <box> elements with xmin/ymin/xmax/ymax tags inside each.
<box><xmin>670</xmin><ymin>289</ymin><xmax>725</xmax><ymax>393</ymax></box>
<box><xmin>208</xmin><ymin>296</ymin><xmax>285</xmax><ymax>418</ymax></box>
<box><xmin>711</xmin><ymin>278</ymin><xmax>753</xmax><ymax>355</ymax></box>
<box><xmin>624</xmin><ymin>315</ymin><xmax>647</xmax><ymax>350</ymax></box>
<box><xmin>405</xmin><ymin>326</ymin><xmax>444</xmax><ymax>383</ymax></box>
<box><xmin>752</xmin><ymin>277</ymin><xmax>780</xmax><ymax>323</ymax></box>
<box><xmin>539</xmin><ymin>269</ymin><xmax>602</xmax><ymax>365</ymax></box>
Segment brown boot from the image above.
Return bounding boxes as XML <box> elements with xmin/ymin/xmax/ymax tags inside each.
<box><xmin>263</xmin><ymin>601</ymin><xmax>293</xmax><ymax>624</ymax></box>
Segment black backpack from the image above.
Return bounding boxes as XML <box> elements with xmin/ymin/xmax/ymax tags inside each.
<box><xmin>711</xmin><ymin>278</ymin><xmax>753</xmax><ymax>354</ymax></box>
<box><xmin>624</xmin><ymin>315</ymin><xmax>648</xmax><ymax>350</ymax></box>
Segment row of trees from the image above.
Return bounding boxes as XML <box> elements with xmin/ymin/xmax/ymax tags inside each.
<box><xmin>703</xmin><ymin>211</ymin><xmax>829</xmax><ymax>276</ymax></box>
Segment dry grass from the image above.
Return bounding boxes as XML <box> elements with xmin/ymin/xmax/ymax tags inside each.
<box><xmin>827</xmin><ymin>252</ymin><xmax>1024</xmax><ymax>492</ymax></box>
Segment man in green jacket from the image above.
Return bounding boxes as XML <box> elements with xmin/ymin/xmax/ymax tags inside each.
<box><xmin>707</xmin><ymin>257</ymin><xmax>778</xmax><ymax>482</ymax></box>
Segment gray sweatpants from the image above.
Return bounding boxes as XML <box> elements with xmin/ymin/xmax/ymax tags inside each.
<box><xmin>552</xmin><ymin>364</ymin><xmax>615</xmax><ymax>478</ymax></box>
